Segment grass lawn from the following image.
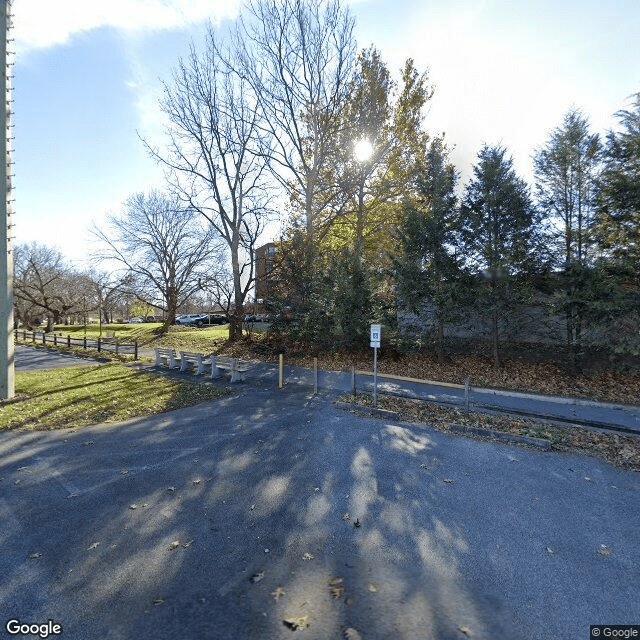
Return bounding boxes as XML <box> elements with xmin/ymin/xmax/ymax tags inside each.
<box><xmin>54</xmin><ymin>323</ymin><xmax>233</xmax><ymax>350</ymax></box>
<box><xmin>0</xmin><ymin>363</ymin><xmax>230</xmax><ymax>431</ymax></box>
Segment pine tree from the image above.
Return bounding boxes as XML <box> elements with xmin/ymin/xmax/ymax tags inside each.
<box><xmin>459</xmin><ymin>145</ymin><xmax>539</xmax><ymax>368</ymax></box>
<box><xmin>533</xmin><ymin>108</ymin><xmax>602</xmax><ymax>354</ymax></box>
<box><xmin>393</xmin><ymin>138</ymin><xmax>461</xmax><ymax>346</ymax></box>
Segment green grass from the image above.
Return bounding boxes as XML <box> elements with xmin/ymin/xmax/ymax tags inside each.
<box><xmin>0</xmin><ymin>363</ymin><xmax>230</xmax><ymax>431</ymax></box>
<box><xmin>54</xmin><ymin>323</ymin><xmax>232</xmax><ymax>349</ymax></box>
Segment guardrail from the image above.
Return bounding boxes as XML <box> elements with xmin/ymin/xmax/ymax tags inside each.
<box><xmin>14</xmin><ymin>329</ymin><xmax>138</xmax><ymax>360</ymax></box>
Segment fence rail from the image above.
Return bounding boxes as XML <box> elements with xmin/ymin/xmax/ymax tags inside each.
<box><xmin>14</xmin><ymin>330</ymin><xmax>138</xmax><ymax>360</ymax></box>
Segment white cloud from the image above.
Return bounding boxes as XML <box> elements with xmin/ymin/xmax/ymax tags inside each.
<box><xmin>13</xmin><ymin>0</ymin><xmax>242</xmax><ymax>54</ymax></box>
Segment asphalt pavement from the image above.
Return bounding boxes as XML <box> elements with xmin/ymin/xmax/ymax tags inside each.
<box><xmin>1</xmin><ymin>353</ymin><xmax>639</xmax><ymax>639</ymax></box>
<box><xmin>13</xmin><ymin>344</ymin><xmax>102</xmax><ymax>371</ymax></box>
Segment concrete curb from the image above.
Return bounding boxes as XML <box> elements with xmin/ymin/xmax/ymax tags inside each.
<box><xmin>334</xmin><ymin>401</ymin><xmax>400</xmax><ymax>421</ymax></box>
<box><xmin>447</xmin><ymin>422</ymin><xmax>553</xmax><ymax>450</ymax></box>
<box><xmin>335</xmin><ymin>400</ymin><xmax>554</xmax><ymax>451</ymax></box>
<box><xmin>354</xmin><ymin>368</ymin><xmax>640</xmax><ymax>411</ymax></box>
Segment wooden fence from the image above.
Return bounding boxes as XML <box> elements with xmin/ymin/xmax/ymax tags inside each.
<box><xmin>14</xmin><ymin>330</ymin><xmax>138</xmax><ymax>360</ymax></box>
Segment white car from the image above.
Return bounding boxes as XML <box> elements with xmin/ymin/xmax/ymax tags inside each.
<box><xmin>127</xmin><ymin>317</ymin><xmax>144</xmax><ymax>323</ymax></box>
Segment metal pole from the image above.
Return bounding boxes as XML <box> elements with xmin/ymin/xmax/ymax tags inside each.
<box><xmin>373</xmin><ymin>346</ymin><xmax>378</xmax><ymax>407</ymax></box>
<box><xmin>278</xmin><ymin>353</ymin><xmax>284</xmax><ymax>389</ymax></box>
<box><xmin>0</xmin><ymin>0</ymin><xmax>14</xmax><ymax>400</ymax></box>
<box><xmin>313</xmin><ymin>357</ymin><xmax>318</xmax><ymax>395</ymax></box>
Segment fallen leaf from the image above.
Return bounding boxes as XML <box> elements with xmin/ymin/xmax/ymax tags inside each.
<box><xmin>28</xmin><ymin>552</ymin><xmax>41</xmax><ymax>559</ymax></box>
<box><xmin>584</xmin><ymin>476</ymin><xmax>591</xmax><ymax>481</ymax></box>
<box><xmin>250</xmin><ymin>504</ymin><xmax>256</xmax><ymax>511</ymax></box>
<box><xmin>271</xmin><ymin>586</ymin><xmax>285</xmax><ymax>601</ymax></box>
<box><xmin>168</xmin><ymin>540</ymin><xmax>180</xmax><ymax>550</ymax></box>
<box><xmin>167</xmin><ymin>487</ymin><xmax>176</xmax><ymax>492</ymax></box>
<box><xmin>120</xmin><ymin>469</ymin><xmax>129</xmax><ymax>475</ymax></box>
<box><xmin>182</xmin><ymin>540</ymin><xmax>194</xmax><ymax>548</ymax></box>
<box><xmin>152</xmin><ymin>598</ymin><xmax>165</xmax><ymax>605</ymax></box>
<box><xmin>597</xmin><ymin>544</ymin><xmax>611</xmax><ymax>557</ymax></box>
<box><xmin>367</xmin><ymin>582</ymin><xmax>378</xmax><ymax>592</ymax></box>
<box><xmin>83</xmin><ymin>441</ymin><xmax>94</xmax><ymax>446</ymax></box>
<box><xmin>545</xmin><ymin>547</ymin><xmax>555</xmax><ymax>555</ymax></box>
<box><xmin>250</xmin><ymin>571</ymin><xmax>265</xmax><ymax>583</ymax></box>
<box><xmin>329</xmin><ymin>576</ymin><xmax>344</xmax><ymax>599</ymax></box>
<box><xmin>129</xmin><ymin>504</ymin><xmax>138</xmax><ymax>510</ymax></box>
<box><xmin>87</xmin><ymin>542</ymin><xmax>100</xmax><ymax>550</ymax></box>
<box><xmin>443</xmin><ymin>478</ymin><xmax>454</xmax><ymax>484</ymax></box>
<box><xmin>342</xmin><ymin>512</ymin><xmax>350</xmax><ymax>521</ymax></box>
<box><xmin>302</xmin><ymin>552</ymin><xmax>314</xmax><ymax>560</ymax></box>
<box><xmin>458</xmin><ymin>624</ymin><xmax>472</xmax><ymax>636</ymax></box>
<box><xmin>283</xmin><ymin>615</ymin><xmax>309</xmax><ymax>631</ymax></box>
<box><xmin>193</xmin><ymin>479</ymin><xmax>201</xmax><ymax>485</ymax></box>
<box><xmin>353</xmin><ymin>518</ymin><xmax>361</xmax><ymax>528</ymax></box>
<box><xmin>344</xmin><ymin>628</ymin><xmax>362</xmax><ymax>640</ymax></box>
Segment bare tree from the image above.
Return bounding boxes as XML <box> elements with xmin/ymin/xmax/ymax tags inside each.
<box><xmin>13</xmin><ymin>243</ymin><xmax>86</xmax><ymax>331</ymax></box>
<box><xmin>145</xmin><ymin>26</ymin><xmax>273</xmax><ymax>341</ymax></box>
<box><xmin>92</xmin><ymin>190</ymin><xmax>222</xmax><ymax>328</ymax></box>
<box><xmin>237</xmin><ymin>0</ymin><xmax>357</xmax><ymax>242</ymax></box>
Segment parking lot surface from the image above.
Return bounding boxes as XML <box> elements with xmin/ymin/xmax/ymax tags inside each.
<box><xmin>1</xmin><ymin>379</ymin><xmax>638</xmax><ymax>639</ymax></box>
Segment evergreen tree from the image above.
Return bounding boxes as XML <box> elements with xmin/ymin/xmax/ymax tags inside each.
<box><xmin>596</xmin><ymin>92</ymin><xmax>640</xmax><ymax>272</ymax></box>
<box><xmin>592</xmin><ymin>92</ymin><xmax>640</xmax><ymax>355</ymax></box>
<box><xmin>459</xmin><ymin>145</ymin><xmax>539</xmax><ymax>368</ymax></box>
<box><xmin>533</xmin><ymin>108</ymin><xmax>602</xmax><ymax>353</ymax></box>
<box><xmin>393</xmin><ymin>138</ymin><xmax>461</xmax><ymax>345</ymax></box>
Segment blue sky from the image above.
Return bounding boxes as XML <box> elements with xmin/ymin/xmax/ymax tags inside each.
<box><xmin>12</xmin><ymin>0</ymin><xmax>640</xmax><ymax>266</ymax></box>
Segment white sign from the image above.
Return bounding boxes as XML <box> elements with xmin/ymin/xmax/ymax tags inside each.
<box><xmin>370</xmin><ymin>324</ymin><xmax>381</xmax><ymax>348</ymax></box>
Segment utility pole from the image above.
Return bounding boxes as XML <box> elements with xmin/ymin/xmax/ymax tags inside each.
<box><xmin>0</xmin><ymin>0</ymin><xmax>14</xmax><ymax>400</ymax></box>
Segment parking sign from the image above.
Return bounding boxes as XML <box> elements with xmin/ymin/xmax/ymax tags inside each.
<box><xmin>370</xmin><ymin>324</ymin><xmax>381</xmax><ymax>348</ymax></box>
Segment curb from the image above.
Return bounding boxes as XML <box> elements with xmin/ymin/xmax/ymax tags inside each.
<box><xmin>447</xmin><ymin>423</ymin><xmax>553</xmax><ymax>451</ymax></box>
<box><xmin>334</xmin><ymin>401</ymin><xmax>400</xmax><ymax>421</ymax></box>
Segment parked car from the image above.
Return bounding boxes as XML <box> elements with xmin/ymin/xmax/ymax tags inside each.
<box><xmin>243</xmin><ymin>314</ymin><xmax>256</xmax><ymax>323</ymax></box>
<box><xmin>174</xmin><ymin>314</ymin><xmax>205</xmax><ymax>326</ymax></box>
<box><xmin>207</xmin><ymin>314</ymin><xmax>228</xmax><ymax>325</ymax></box>
<box><xmin>127</xmin><ymin>317</ymin><xmax>144</xmax><ymax>323</ymax></box>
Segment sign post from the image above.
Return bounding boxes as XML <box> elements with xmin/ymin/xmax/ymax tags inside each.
<box><xmin>370</xmin><ymin>324</ymin><xmax>381</xmax><ymax>407</ymax></box>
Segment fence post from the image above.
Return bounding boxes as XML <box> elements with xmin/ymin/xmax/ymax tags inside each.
<box><xmin>31</xmin><ymin>331</ymin><xmax>35</xmax><ymax>343</ymax></box>
<box><xmin>53</xmin><ymin>334</ymin><xmax>57</xmax><ymax>346</ymax></box>
<box><xmin>313</xmin><ymin>357</ymin><xmax>318</xmax><ymax>395</ymax></box>
<box><xmin>83</xmin><ymin>336</ymin><xmax>87</xmax><ymax>350</ymax></box>
<box><xmin>278</xmin><ymin>353</ymin><xmax>284</xmax><ymax>389</ymax></box>
<box><xmin>115</xmin><ymin>338</ymin><xmax>119</xmax><ymax>355</ymax></box>
<box><xmin>97</xmin><ymin>338</ymin><xmax>101</xmax><ymax>353</ymax></box>
<box><xmin>134</xmin><ymin>339</ymin><xmax>138</xmax><ymax>360</ymax></box>
<box><xmin>67</xmin><ymin>335</ymin><xmax>70</xmax><ymax>348</ymax></box>
<box><xmin>42</xmin><ymin>332</ymin><xmax>45</xmax><ymax>345</ymax></box>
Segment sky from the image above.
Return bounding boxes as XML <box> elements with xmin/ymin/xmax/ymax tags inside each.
<box><xmin>11</xmin><ymin>0</ymin><xmax>640</xmax><ymax>267</ymax></box>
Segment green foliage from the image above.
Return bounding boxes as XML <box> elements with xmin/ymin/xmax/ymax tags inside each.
<box><xmin>595</xmin><ymin>92</ymin><xmax>640</xmax><ymax>273</ymax></box>
<box><xmin>458</xmin><ymin>145</ymin><xmax>540</xmax><ymax>367</ymax></box>
<box><xmin>393</xmin><ymin>138</ymin><xmax>463</xmax><ymax>339</ymax></box>
<box><xmin>330</xmin><ymin>248</ymin><xmax>373</xmax><ymax>349</ymax></box>
<box><xmin>534</xmin><ymin>109</ymin><xmax>602</xmax><ymax>353</ymax></box>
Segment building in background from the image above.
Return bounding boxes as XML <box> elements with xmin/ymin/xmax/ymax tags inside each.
<box><xmin>254</xmin><ymin>242</ymin><xmax>277</xmax><ymax>305</ymax></box>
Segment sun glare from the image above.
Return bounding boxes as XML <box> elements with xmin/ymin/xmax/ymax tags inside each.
<box><xmin>354</xmin><ymin>138</ymin><xmax>373</xmax><ymax>162</ymax></box>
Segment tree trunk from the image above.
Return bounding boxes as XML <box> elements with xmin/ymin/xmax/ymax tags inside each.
<box><xmin>491</xmin><ymin>309</ymin><xmax>500</xmax><ymax>369</ymax></box>
<box><xmin>228</xmin><ymin>236</ymin><xmax>244</xmax><ymax>342</ymax></box>
<box><xmin>164</xmin><ymin>285</ymin><xmax>178</xmax><ymax>329</ymax></box>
